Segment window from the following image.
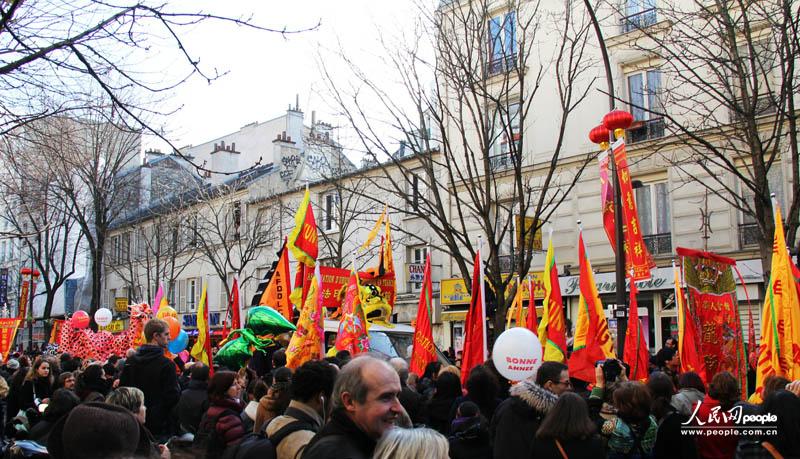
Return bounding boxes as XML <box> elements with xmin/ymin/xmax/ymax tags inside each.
<box><xmin>408</xmin><ymin>171</ymin><xmax>429</xmax><ymax>212</ymax></box>
<box><xmin>490</xmin><ymin>102</ymin><xmax>521</xmax><ymax>161</ymax></box>
<box><xmin>622</xmin><ymin>0</ymin><xmax>657</xmax><ymax>33</ymax></box>
<box><xmin>634</xmin><ymin>182</ymin><xmax>672</xmax><ymax>255</ymax></box>
<box><xmin>322</xmin><ymin>192</ymin><xmax>340</xmax><ymax>232</ymax></box>
<box><xmin>733</xmin><ymin>40</ymin><xmax>777</xmax><ymax>117</ymax></box>
<box><xmin>740</xmin><ymin>165</ymin><xmax>784</xmax><ymax>247</ymax></box>
<box><xmin>187</xmin><ymin>278</ymin><xmax>199</xmax><ymax>312</ymax></box>
<box><xmin>229</xmin><ymin>201</ymin><xmax>242</xmax><ymax>240</ymax></box>
<box><xmin>184</xmin><ymin>215</ymin><xmax>198</xmax><ymax>248</ymax></box>
<box><xmin>107</xmin><ymin>288</ymin><xmax>116</xmax><ymax>310</ymax></box>
<box><xmin>409</xmin><ymin>246</ymin><xmax>428</xmax><ymax>291</ymax></box>
<box><xmin>487</xmin><ymin>12</ymin><xmax>517</xmax><ymax>75</ymax></box>
<box><xmin>627</xmin><ymin>70</ymin><xmax>665</xmax><ymax>142</ymax></box>
<box><xmin>218</xmin><ymin>274</ymin><xmax>235</xmax><ymax>312</ymax></box>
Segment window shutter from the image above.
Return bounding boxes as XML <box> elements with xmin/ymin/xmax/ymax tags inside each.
<box><xmin>628</xmin><ymin>73</ymin><xmax>646</xmax><ymax>120</ymax></box>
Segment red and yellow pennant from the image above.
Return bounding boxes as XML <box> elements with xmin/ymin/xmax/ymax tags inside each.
<box><xmin>538</xmin><ymin>236</ymin><xmax>567</xmax><ymax>363</ymax></box>
<box><xmin>286</xmin><ymin>264</ymin><xmax>325</xmax><ymax>369</ymax></box>
<box><xmin>288</xmin><ymin>188</ymin><xmax>318</xmax><ymax>268</ymax></box>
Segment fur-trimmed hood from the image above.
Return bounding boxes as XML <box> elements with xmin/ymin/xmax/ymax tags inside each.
<box><xmin>509</xmin><ymin>379</ymin><xmax>559</xmax><ymax>415</ymax></box>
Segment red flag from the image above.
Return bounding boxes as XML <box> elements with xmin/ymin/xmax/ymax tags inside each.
<box><xmin>599</xmin><ymin>151</ymin><xmax>617</xmax><ymax>251</ymax></box>
<box><xmin>410</xmin><ymin>253</ymin><xmax>436</xmax><ymax>377</ymax></box>
<box><xmin>676</xmin><ymin>262</ymin><xmax>704</xmax><ymax>381</ymax></box>
<box><xmin>612</xmin><ymin>141</ymin><xmax>655</xmax><ymax>280</ymax></box>
<box><xmin>568</xmin><ymin>232</ymin><xmax>616</xmax><ymax>382</ymax></box>
<box><xmin>287</xmin><ymin>189</ymin><xmax>318</xmax><ymax>267</ymax></box>
<box><xmin>228</xmin><ymin>278</ymin><xmax>241</xmax><ymax>332</ymax></box>
<box><xmin>525</xmin><ymin>276</ymin><xmax>538</xmax><ymax>335</ymax></box>
<box><xmin>461</xmin><ymin>247</ymin><xmax>487</xmax><ymax>387</ymax></box>
<box><xmin>624</xmin><ymin>277</ymin><xmax>649</xmax><ymax>381</ymax></box>
<box><xmin>538</xmin><ymin>236</ymin><xmax>568</xmax><ymax>363</ymax></box>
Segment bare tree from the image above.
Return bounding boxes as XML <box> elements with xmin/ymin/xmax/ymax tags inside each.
<box><xmin>611</xmin><ymin>0</ymin><xmax>800</xmax><ymax>271</ymax></box>
<box><xmin>0</xmin><ymin>140</ymin><xmax>83</xmax><ymax>330</ymax></box>
<box><xmin>323</xmin><ymin>0</ymin><xmax>597</xmax><ymax>332</ymax></box>
<box><xmin>0</xmin><ymin>0</ymin><xmax>316</xmax><ymax>174</ymax></box>
<box><xmin>189</xmin><ymin>175</ymin><xmax>280</xmax><ymax>307</ymax></box>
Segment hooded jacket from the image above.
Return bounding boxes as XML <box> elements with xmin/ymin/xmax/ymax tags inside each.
<box><xmin>449</xmin><ymin>415</ymin><xmax>492</xmax><ymax>459</ymax></box>
<box><xmin>488</xmin><ymin>379</ymin><xmax>558</xmax><ymax>459</ymax></box>
<box><xmin>119</xmin><ymin>344</ymin><xmax>180</xmax><ymax>436</ymax></box>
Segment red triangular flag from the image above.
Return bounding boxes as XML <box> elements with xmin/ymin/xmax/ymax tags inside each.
<box><xmin>461</xmin><ymin>247</ymin><xmax>487</xmax><ymax>386</ymax></box>
<box><xmin>624</xmin><ymin>277</ymin><xmax>649</xmax><ymax>381</ymax></box>
<box><xmin>410</xmin><ymin>253</ymin><xmax>436</xmax><ymax>377</ymax></box>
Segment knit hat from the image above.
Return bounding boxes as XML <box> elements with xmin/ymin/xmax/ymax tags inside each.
<box><xmin>457</xmin><ymin>400</ymin><xmax>480</xmax><ymax>418</ymax></box>
<box><xmin>47</xmin><ymin>402</ymin><xmax>142</xmax><ymax>459</ymax></box>
<box><xmin>6</xmin><ymin>359</ymin><xmax>18</xmax><ymax>371</ymax></box>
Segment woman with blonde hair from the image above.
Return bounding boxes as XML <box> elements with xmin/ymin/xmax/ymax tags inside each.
<box><xmin>373</xmin><ymin>427</ymin><xmax>449</xmax><ymax>459</ymax></box>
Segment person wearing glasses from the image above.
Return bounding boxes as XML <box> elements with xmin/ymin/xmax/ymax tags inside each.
<box><xmin>489</xmin><ymin>362</ymin><xmax>571</xmax><ymax>459</ymax></box>
<box><xmin>119</xmin><ymin>319</ymin><xmax>181</xmax><ymax>443</ymax></box>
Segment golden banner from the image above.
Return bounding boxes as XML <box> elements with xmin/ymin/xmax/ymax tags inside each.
<box><xmin>99</xmin><ymin>320</ymin><xmax>125</xmax><ymax>333</ymax></box>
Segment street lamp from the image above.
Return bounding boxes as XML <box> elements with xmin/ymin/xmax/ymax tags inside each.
<box><xmin>20</xmin><ymin>266</ymin><xmax>40</xmax><ymax>352</ymax></box>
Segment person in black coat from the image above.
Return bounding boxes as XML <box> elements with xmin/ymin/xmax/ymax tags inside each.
<box><xmin>17</xmin><ymin>357</ymin><xmax>54</xmax><ymax>413</ymax></box>
<box><xmin>28</xmin><ymin>389</ymin><xmax>80</xmax><ymax>446</ymax></box>
<box><xmin>175</xmin><ymin>363</ymin><xmax>210</xmax><ymax>434</ymax></box>
<box><xmin>119</xmin><ymin>319</ymin><xmax>180</xmax><ymax>441</ymax></box>
<box><xmin>426</xmin><ymin>372</ymin><xmax>462</xmax><ymax>435</ymax></box>
<box><xmin>448</xmin><ymin>401</ymin><xmax>491</xmax><ymax>459</ymax></box>
<box><xmin>449</xmin><ymin>365</ymin><xmax>501</xmax><ymax>426</ymax></box>
<box><xmin>530</xmin><ymin>392</ymin><xmax>604</xmax><ymax>459</ymax></box>
<box><xmin>648</xmin><ymin>371</ymin><xmax>697</xmax><ymax>459</ymax></box>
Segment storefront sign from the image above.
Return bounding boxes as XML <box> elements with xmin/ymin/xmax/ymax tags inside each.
<box><xmin>181</xmin><ymin>312</ymin><xmax>221</xmax><ymax>329</ymax></box>
<box><xmin>114</xmin><ymin>297</ymin><xmax>129</xmax><ymax>313</ymax></box>
<box><xmin>560</xmin><ymin>266</ymin><xmax>672</xmax><ymax>296</ymax></box>
<box><xmin>441</xmin><ymin>272</ymin><xmax>546</xmax><ymax>306</ymax></box>
<box><xmin>99</xmin><ymin>320</ymin><xmax>125</xmax><ymax>333</ymax></box>
<box><xmin>0</xmin><ymin>268</ymin><xmax>7</xmax><ymax>307</ymax></box>
<box><xmin>408</xmin><ymin>264</ymin><xmax>425</xmax><ymax>284</ymax></box>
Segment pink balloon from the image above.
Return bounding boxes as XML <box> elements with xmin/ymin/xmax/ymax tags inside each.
<box><xmin>71</xmin><ymin>310</ymin><xmax>90</xmax><ymax>329</ymax></box>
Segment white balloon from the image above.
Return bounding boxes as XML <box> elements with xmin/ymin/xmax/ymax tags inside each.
<box><xmin>492</xmin><ymin>327</ymin><xmax>543</xmax><ymax>381</ymax></box>
<box><xmin>94</xmin><ymin>308</ymin><xmax>113</xmax><ymax>327</ymax></box>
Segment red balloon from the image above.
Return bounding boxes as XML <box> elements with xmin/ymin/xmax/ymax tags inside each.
<box><xmin>165</xmin><ymin>316</ymin><xmax>181</xmax><ymax>340</ymax></box>
<box><xmin>71</xmin><ymin>310</ymin><xmax>90</xmax><ymax>329</ymax></box>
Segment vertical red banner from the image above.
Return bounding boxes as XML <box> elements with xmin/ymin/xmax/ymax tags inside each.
<box><xmin>0</xmin><ymin>318</ymin><xmax>21</xmax><ymax>358</ymax></box>
<box><xmin>599</xmin><ymin>151</ymin><xmax>617</xmax><ymax>252</ymax></box>
<box><xmin>612</xmin><ymin>141</ymin><xmax>655</xmax><ymax>281</ymax></box>
<box><xmin>17</xmin><ymin>279</ymin><xmax>29</xmax><ymax>320</ymax></box>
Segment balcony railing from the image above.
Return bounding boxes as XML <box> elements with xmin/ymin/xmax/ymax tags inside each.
<box><xmin>485</xmin><ymin>54</ymin><xmax>517</xmax><ymax>77</ymax></box>
<box><xmin>489</xmin><ymin>153</ymin><xmax>515</xmax><ymax>171</ymax></box>
<box><xmin>628</xmin><ymin>118</ymin><xmax>666</xmax><ymax>144</ymax></box>
<box><xmin>643</xmin><ymin>232</ymin><xmax>672</xmax><ymax>256</ymax></box>
<box><xmin>730</xmin><ymin>96</ymin><xmax>778</xmax><ymax>121</ymax></box>
<box><xmin>739</xmin><ymin>222</ymin><xmax>760</xmax><ymax>248</ymax></box>
<box><xmin>622</xmin><ymin>8</ymin><xmax>657</xmax><ymax>33</ymax></box>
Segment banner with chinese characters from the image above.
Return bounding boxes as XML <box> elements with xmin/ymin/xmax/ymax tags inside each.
<box><xmin>0</xmin><ymin>318</ymin><xmax>20</xmax><ymax>358</ymax></box>
<box><xmin>612</xmin><ymin>140</ymin><xmax>655</xmax><ymax>280</ymax></box>
<box><xmin>17</xmin><ymin>278</ymin><xmax>30</xmax><ymax>319</ymax></box>
<box><xmin>304</xmin><ymin>267</ymin><xmax>397</xmax><ymax>312</ymax></box>
<box><xmin>678</xmin><ymin>247</ymin><xmax>747</xmax><ymax>397</ymax></box>
<box><xmin>0</xmin><ymin>268</ymin><xmax>8</xmax><ymax>307</ymax></box>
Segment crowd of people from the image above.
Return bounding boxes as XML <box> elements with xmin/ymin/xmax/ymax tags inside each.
<box><xmin>0</xmin><ymin>320</ymin><xmax>798</xmax><ymax>459</ymax></box>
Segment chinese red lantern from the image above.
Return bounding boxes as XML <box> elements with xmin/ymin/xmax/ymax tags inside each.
<box><xmin>588</xmin><ymin>124</ymin><xmax>610</xmax><ymax>151</ymax></box>
<box><xmin>20</xmin><ymin>267</ymin><xmax>41</xmax><ymax>279</ymax></box>
<box><xmin>602</xmin><ymin>109</ymin><xmax>634</xmax><ymax>139</ymax></box>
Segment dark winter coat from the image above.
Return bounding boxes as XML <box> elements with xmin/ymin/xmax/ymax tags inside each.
<box><xmin>530</xmin><ymin>436</ymin><xmax>606</xmax><ymax>459</ymax></box>
<box><xmin>301</xmin><ymin>408</ymin><xmax>376</xmax><ymax>459</ymax></box>
<box><xmin>448</xmin><ymin>415</ymin><xmax>492</xmax><ymax>459</ymax></box>
<box><xmin>654</xmin><ymin>405</ymin><xmax>698</xmax><ymax>459</ymax></box>
<box><xmin>119</xmin><ymin>344</ymin><xmax>180</xmax><ymax>436</ymax></box>
<box><xmin>398</xmin><ymin>385</ymin><xmax>426</xmax><ymax>426</ymax></box>
<box><xmin>18</xmin><ymin>377</ymin><xmax>52</xmax><ymax>412</ymax></box>
<box><xmin>427</xmin><ymin>395</ymin><xmax>459</xmax><ymax>435</ymax></box>
<box><xmin>176</xmin><ymin>379</ymin><xmax>209</xmax><ymax>434</ymax></box>
<box><xmin>489</xmin><ymin>380</ymin><xmax>558</xmax><ymax>459</ymax></box>
<box><xmin>205</xmin><ymin>397</ymin><xmax>247</xmax><ymax>448</ymax></box>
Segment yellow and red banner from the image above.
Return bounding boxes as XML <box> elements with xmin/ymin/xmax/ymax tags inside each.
<box><xmin>0</xmin><ymin>318</ymin><xmax>20</xmax><ymax>358</ymax></box>
<box><xmin>190</xmin><ymin>282</ymin><xmax>213</xmax><ymax>373</ymax></box>
<box><xmin>288</xmin><ymin>188</ymin><xmax>318</xmax><ymax>267</ymax></box>
<box><xmin>410</xmin><ymin>253</ymin><xmax>436</xmax><ymax>377</ymax></box>
<box><xmin>286</xmin><ymin>264</ymin><xmax>324</xmax><ymax>369</ymax></box>
<box><xmin>678</xmin><ymin>247</ymin><xmax>747</xmax><ymax>396</ymax></box>
<box><xmin>334</xmin><ymin>270</ymin><xmax>370</xmax><ymax>355</ymax></box>
<box><xmin>17</xmin><ymin>279</ymin><xmax>30</xmax><ymax>320</ymax></box>
<box><xmin>538</xmin><ymin>237</ymin><xmax>567</xmax><ymax>363</ymax></box>
<box><xmin>756</xmin><ymin>204</ymin><xmax>800</xmax><ymax>390</ymax></box>
<box><xmin>50</xmin><ymin>320</ymin><xmax>65</xmax><ymax>345</ymax></box>
<box><xmin>568</xmin><ymin>232</ymin><xmax>616</xmax><ymax>383</ymax></box>
<box><xmin>612</xmin><ymin>141</ymin><xmax>655</xmax><ymax>281</ymax></box>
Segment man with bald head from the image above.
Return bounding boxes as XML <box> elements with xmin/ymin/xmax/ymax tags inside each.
<box><xmin>302</xmin><ymin>355</ymin><xmax>403</xmax><ymax>459</ymax></box>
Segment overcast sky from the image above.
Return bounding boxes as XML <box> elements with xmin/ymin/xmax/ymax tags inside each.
<box><xmin>144</xmin><ymin>1</ymin><xmax>420</xmax><ymax>154</ymax></box>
